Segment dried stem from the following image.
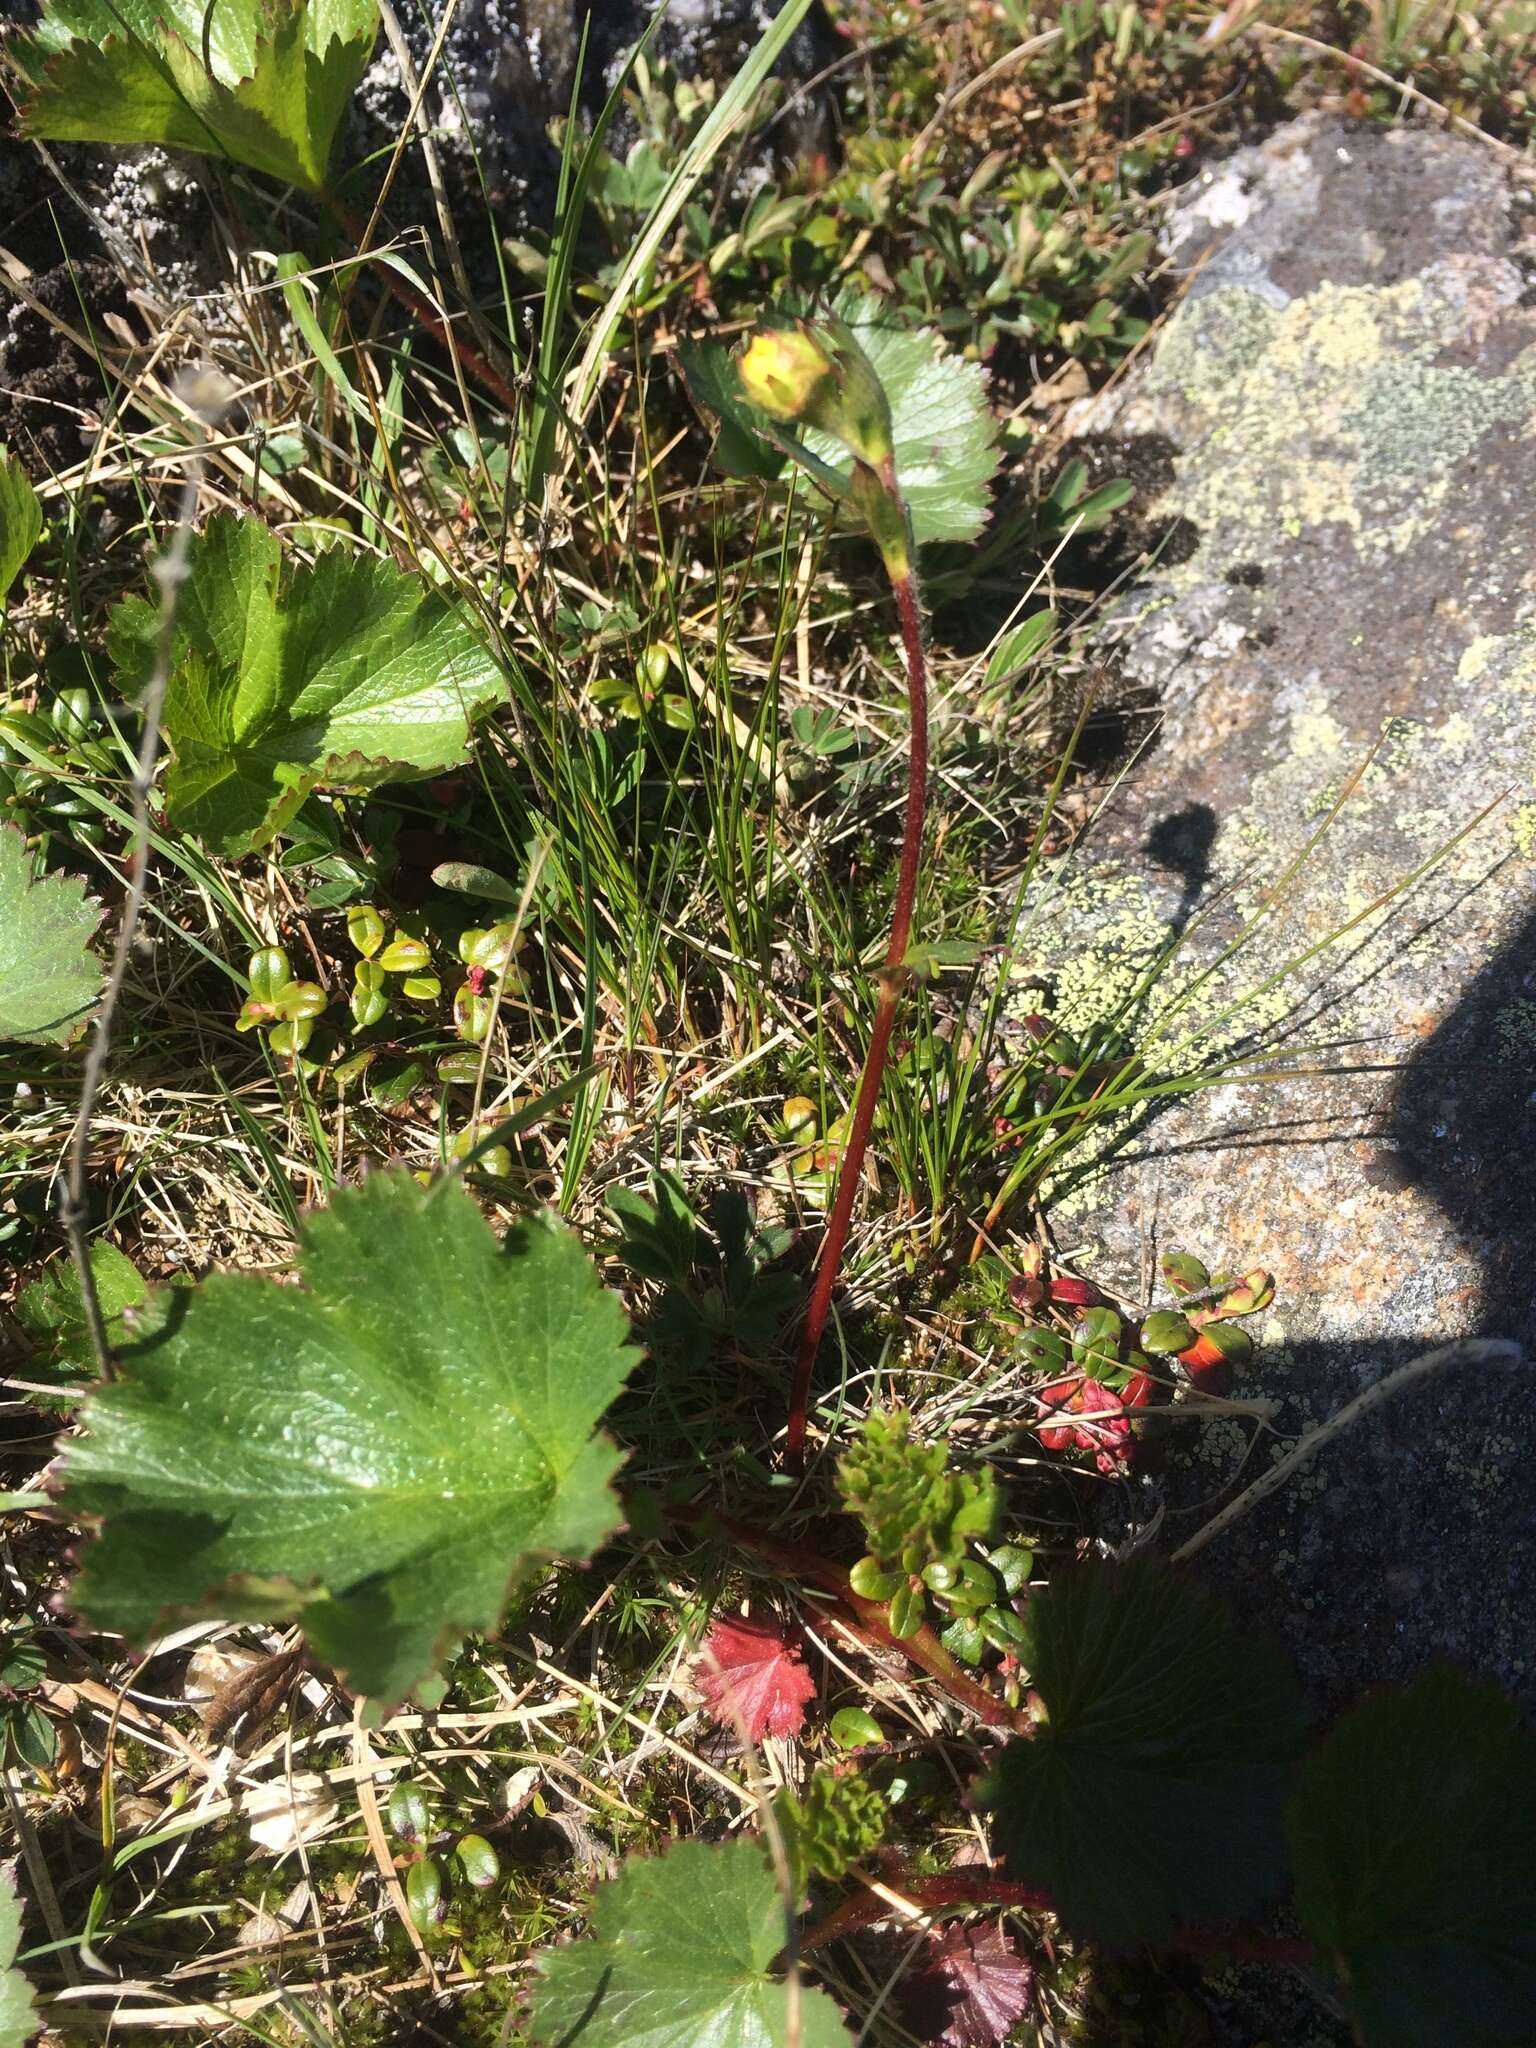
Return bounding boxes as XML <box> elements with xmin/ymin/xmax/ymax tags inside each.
<box><xmin>61</xmin><ymin>383</ymin><xmax>223</xmax><ymax>1381</ymax></box>
<box><xmin>1172</xmin><ymin>1336</ymin><xmax>1522</xmax><ymax>1563</ymax></box>
<box><xmin>786</xmin><ymin>465</ymin><xmax>928</xmax><ymax>1471</ymax></box>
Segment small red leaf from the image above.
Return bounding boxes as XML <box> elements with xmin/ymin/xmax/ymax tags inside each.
<box><xmin>1177</xmin><ymin>1330</ymin><xmax>1233</xmax><ymax>1395</ymax></box>
<box><xmin>902</xmin><ymin>1922</ymin><xmax>1034</xmax><ymax>2047</ymax></box>
<box><xmin>1035</xmin><ymin>1374</ymin><xmax>1084</xmax><ymax>1453</ymax></box>
<box><xmin>1045</xmin><ymin>1274</ymin><xmax>1101</xmax><ymax>1308</ymax></box>
<box><xmin>1120</xmin><ymin>1366</ymin><xmax>1156</xmax><ymax>1409</ymax></box>
<box><xmin>695</xmin><ymin>1614</ymin><xmax>816</xmax><ymax>1742</ymax></box>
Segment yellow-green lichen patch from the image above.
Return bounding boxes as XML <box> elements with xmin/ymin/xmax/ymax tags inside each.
<box><xmin>1135</xmin><ymin>276</ymin><xmax>1536</xmax><ymax>576</ymax></box>
<box><xmin>1005</xmin><ymin>851</ymin><xmax>1358</xmax><ymax>1220</ymax></box>
<box><xmin>1288</xmin><ymin>703</ymin><xmax>1347</xmax><ymax>760</ymax></box>
<box><xmin>1457</xmin><ymin>621</ymin><xmax>1536</xmax><ymax>695</ymax></box>
<box><xmin>1492</xmin><ymin>998</ymin><xmax>1536</xmax><ymax>1062</ymax></box>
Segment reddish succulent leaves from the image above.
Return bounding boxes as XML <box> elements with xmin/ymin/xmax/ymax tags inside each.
<box><xmin>902</xmin><ymin>1922</ymin><xmax>1034</xmax><ymax>2048</ymax></box>
<box><xmin>1035</xmin><ymin>1375</ymin><xmax>1132</xmax><ymax>1474</ymax></box>
<box><xmin>1043</xmin><ymin>1274</ymin><xmax>1101</xmax><ymax>1309</ymax></box>
<box><xmin>695</xmin><ymin>1614</ymin><xmax>817</xmax><ymax>1742</ymax></box>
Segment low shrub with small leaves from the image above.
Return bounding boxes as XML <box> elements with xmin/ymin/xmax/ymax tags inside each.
<box><xmin>0</xmin><ymin>7</ymin><xmax>1528</xmax><ymax>2045</ymax></box>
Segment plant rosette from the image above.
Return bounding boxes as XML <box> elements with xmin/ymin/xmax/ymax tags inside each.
<box><xmin>1017</xmin><ymin>1251</ymin><xmax>1275</xmax><ymax>1471</ymax></box>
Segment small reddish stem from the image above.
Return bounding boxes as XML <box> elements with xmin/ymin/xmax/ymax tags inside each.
<box><xmin>331</xmin><ymin>202</ymin><xmax>524</xmax><ymax>417</ymax></box>
<box><xmin>665</xmin><ymin>1501</ymin><xmax>1021</xmax><ymax>1731</ymax></box>
<box><xmin>801</xmin><ymin>1872</ymin><xmax>1316</xmax><ymax>1967</ymax></box>
<box><xmin>786</xmin><ymin>500</ymin><xmax>929</xmax><ymax>1471</ymax></box>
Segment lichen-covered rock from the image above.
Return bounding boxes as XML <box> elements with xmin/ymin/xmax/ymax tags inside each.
<box><xmin>1022</xmin><ymin>115</ymin><xmax>1536</xmax><ymax>1710</ymax></box>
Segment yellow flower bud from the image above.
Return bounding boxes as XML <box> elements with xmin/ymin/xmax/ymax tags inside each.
<box><xmin>737</xmin><ymin>327</ymin><xmax>835</xmax><ymax>422</ymax></box>
<box><xmin>738</xmin><ymin>317</ymin><xmax>897</xmax><ymax>483</ymax></box>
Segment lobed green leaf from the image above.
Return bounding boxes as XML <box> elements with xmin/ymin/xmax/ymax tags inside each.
<box><xmin>0</xmin><ymin>450</ymin><xmax>43</xmax><ymax>607</ymax></box>
<box><xmin>975</xmin><ymin>1561</ymin><xmax>1305</xmax><ymax>1944</ymax></box>
<box><xmin>108</xmin><ymin>515</ymin><xmax>502</xmax><ymax>856</ymax></box>
<box><xmin>1289</xmin><ymin>1666</ymin><xmax>1536</xmax><ymax>2047</ymax></box>
<box><xmin>530</xmin><ymin>1837</ymin><xmax>851</xmax><ymax>2048</ymax></box>
<box><xmin>10</xmin><ymin>0</ymin><xmax>379</xmax><ymax>193</ymax></box>
<box><xmin>60</xmin><ymin>1172</ymin><xmax>638</xmax><ymax>1705</ymax></box>
<box><xmin>0</xmin><ymin>826</ymin><xmax>101</xmax><ymax>1046</ymax></box>
<box><xmin>798</xmin><ymin>291</ymin><xmax>999</xmax><ymax>544</ymax></box>
<box><xmin>682</xmin><ymin>291</ymin><xmax>999</xmax><ymax>546</ymax></box>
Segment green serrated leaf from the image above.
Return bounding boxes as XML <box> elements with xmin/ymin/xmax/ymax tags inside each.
<box><xmin>1288</xmin><ymin>1666</ymin><xmax>1536</xmax><ymax>2048</ymax></box>
<box><xmin>108</xmin><ymin>516</ymin><xmax>501</xmax><ymax>855</ymax></box>
<box><xmin>683</xmin><ymin>295</ymin><xmax>998</xmax><ymax>546</ymax></box>
<box><xmin>58</xmin><ymin>1172</ymin><xmax>638</xmax><ymax>1706</ymax></box>
<box><xmin>0</xmin><ymin>1866</ymin><xmax>36</xmax><ymax>2048</ymax></box>
<box><xmin>0</xmin><ymin>450</ymin><xmax>43</xmax><ymax>607</ymax></box>
<box><xmin>0</xmin><ymin>827</ymin><xmax>101</xmax><ymax>1045</ymax></box>
<box><xmin>16</xmin><ymin>1243</ymin><xmax>149</xmax><ymax>1381</ymax></box>
<box><xmin>11</xmin><ymin>0</ymin><xmax>379</xmax><ymax>194</ymax></box>
<box><xmin>530</xmin><ymin>1837</ymin><xmax>851</xmax><ymax>2048</ymax></box>
<box><xmin>797</xmin><ymin>292</ymin><xmax>998</xmax><ymax>544</ymax></box>
<box><xmin>975</xmin><ymin>1561</ymin><xmax>1305</xmax><ymax>1944</ymax></box>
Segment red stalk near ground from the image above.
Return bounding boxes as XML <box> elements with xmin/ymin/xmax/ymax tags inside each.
<box><xmin>786</xmin><ymin>465</ymin><xmax>929</xmax><ymax>1471</ymax></box>
<box><xmin>800</xmin><ymin>1871</ymin><xmax>1316</xmax><ymax>1966</ymax></box>
<box><xmin>332</xmin><ymin>201</ymin><xmax>525</xmax><ymax>418</ymax></box>
<box><xmin>665</xmin><ymin>1500</ymin><xmax>1021</xmax><ymax>1731</ymax></box>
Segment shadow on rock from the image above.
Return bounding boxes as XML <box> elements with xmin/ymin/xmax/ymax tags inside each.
<box><xmin>1140</xmin><ymin>906</ymin><xmax>1536</xmax><ymax>1718</ymax></box>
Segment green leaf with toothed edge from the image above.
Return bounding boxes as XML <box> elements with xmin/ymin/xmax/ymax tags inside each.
<box><xmin>16</xmin><ymin>1243</ymin><xmax>153</xmax><ymax>1387</ymax></box>
<box><xmin>975</xmin><ymin>1560</ymin><xmax>1305</xmax><ymax>1946</ymax></box>
<box><xmin>9</xmin><ymin>0</ymin><xmax>378</xmax><ymax>194</ymax></box>
<box><xmin>1288</xmin><ymin>1667</ymin><xmax>1536</xmax><ymax>2048</ymax></box>
<box><xmin>0</xmin><ymin>826</ymin><xmax>101</xmax><ymax>1046</ymax></box>
<box><xmin>0</xmin><ymin>449</ymin><xmax>43</xmax><ymax>606</ymax></box>
<box><xmin>106</xmin><ymin>514</ymin><xmax>501</xmax><ymax>856</ymax></box>
<box><xmin>58</xmin><ymin>1173</ymin><xmax>638</xmax><ymax>1707</ymax></box>
<box><xmin>530</xmin><ymin>1837</ymin><xmax>852</xmax><ymax>2048</ymax></box>
<box><xmin>682</xmin><ymin>291</ymin><xmax>999</xmax><ymax>546</ymax></box>
<box><xmin>0</xmin><ymin>1867</ymin><xmax>37</xmax><ymax>2048</ymax></box>
<box><xmin>797</xmin><ymin>291</ymin><xmax>999</xmax><ymax>545</ymax></box>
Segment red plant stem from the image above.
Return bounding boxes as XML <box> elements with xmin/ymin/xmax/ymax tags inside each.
<box><xmin>665</xmin><ymin>1501</ymin><xmax>1021</xmax><ymax>1731</ymax></box>
<box><xmin>786</xmin><ymin>498</ymin><xmax>929</xmax><ymax>1471</ymax></box>
<box><xmin>800</xmin><ymin>1872</ymin><xmax>1316</xmax><ymax>1967</ymax></box>
<box><xmin>331</xmin><ymin>201</ymin><xmax>524</xmax><ymax>417</ymax></box>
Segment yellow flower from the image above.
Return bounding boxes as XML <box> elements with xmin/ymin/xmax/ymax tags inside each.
<box><xmin>737</xmin><ymin>327</ymin><xmax>834</xmax><ymax>422</ymax></box>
